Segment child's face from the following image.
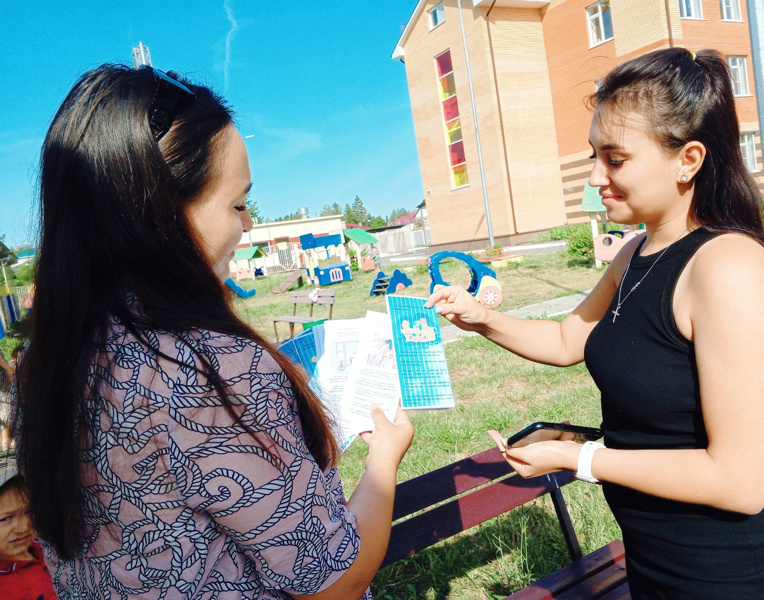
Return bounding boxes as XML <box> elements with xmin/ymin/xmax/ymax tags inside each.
<box><xmin>0</xmin><ymin>487</ymin><xmax>34</xmax><ymax>561</ymax></box>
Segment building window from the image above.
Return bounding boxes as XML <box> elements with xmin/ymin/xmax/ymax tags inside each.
<box><xmin>679</xmin><ymin>0</ymin><xmax>703</xmax><ymax>18</ymax></box>
<box><xmin>436</xmin><ymin>50</ymin><xmax>469</xmax><ymax>189</ymax></box>
<box><xmin>587</xmin><ymin>1</ymin><xmax>613</xmax><ymax>46</ymax></box>
<box><xmin>721</xmin><ymin>0</ymin><xmax>742</xmax><ymax>20</ymax></box>
<box><xmin>741</xmin><ymin>133</ymin><xmax>758</xmax><ymax>171</ymax></box>
<box><xmin>429</xmin><ymin>2</ymin><xmax>445</xmax><ymax>29</ymax></box>
<box><xmin>728</xmin><ymin>56</ymin><xmax>750</xmax><ymax>95</ymax></box>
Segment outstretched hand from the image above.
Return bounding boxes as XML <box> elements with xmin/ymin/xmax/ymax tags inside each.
<box><xmin>425</xmin><ymin>285</ymin><xmax>490</xmax><ymax>333</ymax></box>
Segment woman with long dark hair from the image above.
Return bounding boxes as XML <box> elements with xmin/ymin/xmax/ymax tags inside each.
<box><xmin>15</xmin><ymin>64</ymin><xmax>413</xmax><ymax>599</ymax></box>
<box><xmin>427</xmin><ymin>48</ymin><xmax>764</xmax><ymax>597</ymax></box>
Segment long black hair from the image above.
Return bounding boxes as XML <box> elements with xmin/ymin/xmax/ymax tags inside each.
<box><xmin>591</xmin><ymin>47</ymin><xmax>764</xmax><ymax>242</ymax></box>
<box><xmin>17</xmin><ymin>64</ymin><xmax>339</xmax><ymax>559</ymax></box>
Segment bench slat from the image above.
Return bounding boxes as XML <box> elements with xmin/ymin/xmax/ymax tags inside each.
<box><xmin>556</xmin><ymin>559</ymin><xmax>628</xmax><ymax>600</ymax></box>
<box><xmin>291</xmin><ymin>296</ymin><xmax>336</xmax><ymax>305</ymax></box>
<box><xmin>393</xmin><ymin>447</ymin><xmax>572</xmax><ymax>519</ymax></box>
<box><xmin>393</xmin><ymin>448</ymin><xmax>513</xmax><ymax>521</ymax></box>
<box><xmin>600</xmin><ymin>582</ymin><xmax>631</xmax><ymax>600</ymax></box>
<box><xmin>504</xmin><ymin>540</ymin><xmax>627</xmax><ymax>600</ymax></box>
<box><xmin>271</xmin><ymin>316</ymin><xmax>323</xmax><ymax>324</ymax></box>
<box><xmin>384</xmin><ymin>470</ymin><xmax>575</xmax><ymax>566</ymax></box>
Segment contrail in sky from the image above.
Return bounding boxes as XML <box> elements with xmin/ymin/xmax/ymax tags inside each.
<box><xmin>223</xmin><ymin>0</ymin><xmax>239</xmax><ymax>92</ymax></box>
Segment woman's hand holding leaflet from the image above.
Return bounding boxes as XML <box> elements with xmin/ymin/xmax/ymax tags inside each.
<box><xmin>425</xmin><ymin>285</ymin><xmax>491</xmax><ymax>333</ymax></box>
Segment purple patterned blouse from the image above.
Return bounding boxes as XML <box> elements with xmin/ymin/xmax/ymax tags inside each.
<box><xmin>39</xmin><ymin>312</ymin><xmax>370</xmax><ymax>599</ymax></box>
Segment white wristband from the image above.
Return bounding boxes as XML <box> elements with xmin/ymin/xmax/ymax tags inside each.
<box><xmin>576</xmin><ymin>441</ymin><xmax>605</xmax><ymax>484</ymax></box>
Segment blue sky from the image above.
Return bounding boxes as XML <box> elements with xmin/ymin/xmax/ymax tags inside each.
<box><xmin>0</xmin><ymin>1</ymin><xmax>422</xmax><ymax>248</ymax></box>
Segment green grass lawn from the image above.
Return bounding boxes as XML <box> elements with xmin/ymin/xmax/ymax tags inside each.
<box><xmin>234</xmin><ymin>253</ymin><xmax>620</xmax><ymax>600</ymax></box>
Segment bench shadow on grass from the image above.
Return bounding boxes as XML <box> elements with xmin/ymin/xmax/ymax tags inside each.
<box><xmin>371</xmin><ymin>502</ymin><xmax>575</xmax><ymax>600</ymax></box>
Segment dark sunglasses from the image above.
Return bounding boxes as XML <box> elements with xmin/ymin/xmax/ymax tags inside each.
<box><xmin>138</xmin><ymin>65</ymin><xmax>195</xmax><ymax>142</ymax></box>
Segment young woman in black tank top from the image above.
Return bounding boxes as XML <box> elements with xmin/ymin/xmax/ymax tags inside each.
<box><xmin>426</xmin><ymin>47</ymin><xmax>764</xmax><ymax>599</ymax></box>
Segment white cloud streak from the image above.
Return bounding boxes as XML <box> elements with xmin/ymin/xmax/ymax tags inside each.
<box><xmin>0</xmin><ymin>137</ymin><xmax>40</xmax><ymax>154</ymax></box>
<box><xmin>223</xmin><ymin>0</ymin><xmax>240</xmax><ymax>92</ymax></box>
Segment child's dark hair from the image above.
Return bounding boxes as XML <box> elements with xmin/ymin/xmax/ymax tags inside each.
<box><xmin>0</xmin><ymin>474</ymin><xmax>27</xmax><ymax>498</ymax></box>
<box><xmin>590</xmin><ymin>47</ymin><xmax>764</xmax><ymax>242</ymax></box>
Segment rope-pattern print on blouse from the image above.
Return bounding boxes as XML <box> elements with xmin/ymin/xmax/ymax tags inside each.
<box><xmin>36</xmin><ymin>310</ymin><xmax>368</xmax><ymax>600</ymax></box>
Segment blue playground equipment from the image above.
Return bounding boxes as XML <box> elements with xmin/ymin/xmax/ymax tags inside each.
<box><xmin>225</xmin><ymin>278</ymin><xmax>257</xmax><ymax>299</ymax></box>
<box><xmin>388</xmin><ymin>269</ymin><xmax>413</xmax><ymax>293</ymax></box>
<box><xmin>369</xmin><ymin>269</ymin><xmax>413</xmax><ymax>296</ymax></box>
<box><xmin>428</xmin><ymin>250</ymin><xmax>503</xmax><ymax>308</ymax></box>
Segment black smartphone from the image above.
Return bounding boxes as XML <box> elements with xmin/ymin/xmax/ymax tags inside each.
<box><xmin>505</xmin><ymin>422</ymin><xmax>603</xmax><ymax>448</ymax></box>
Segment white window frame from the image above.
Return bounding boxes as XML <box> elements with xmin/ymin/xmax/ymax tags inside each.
<box><xmin>429</xmin><ymin>2</ymin><xmax>446</xmax><ymax>30</ymax></box>
<box><xmin>679</xmin><ymin>0</ymin><xmax>703</xmax><ymax>19</ymax></box>
<box><xmin>740</xmin><ymin>133</ymin><xmax>759</xmax><ymax>172</ymax></box>
<box><xmin>728</xmin><ymin>56</ymin><xmax>750</xmax><ymax>96</ymax></box>
<box><xmin>586</xmin><ymin>1</ymin><xmax>614</xmax><ymax>47</ymax></box>
<box><xmin>721</xmin><ymin>0</ymin><xmax>742</xmax><ymax>20</ymax></box>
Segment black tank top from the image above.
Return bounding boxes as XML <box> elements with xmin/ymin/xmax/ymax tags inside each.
<box><xmin>585</xmin><ymin>227</ymin><xmax>764</xmax><ymax>598</ymax></box>
<box><xmin>585</xmin><ymin>227</ymin><xmax>718</xmax><ymax>450</ymax></box>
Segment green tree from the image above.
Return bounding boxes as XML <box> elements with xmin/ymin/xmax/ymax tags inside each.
<box><xmin>369</xmin><ymin>216</ymin><xmax>386</xmax><ymax>228</ymax></box>
<box><xmin>320</xmin><ymin>203</ymin><xmax>343</xmax><ymax>216</ymax></box>
<box><xmin>349</xmin><ymin>196</ymin><xmax>370</xmax><ymax>226</ymax></box>
<box><xmin>273</xmin><ymin>210</ymin><xmax>306</xmax><ymax>222</ymax></box>
<box><xmin>12</xmin><ymin>263</ymin><xmax>34</xmax><ymax>286</ymax></box>
<box><xmin>247</xmin><ymin>199</ymin><xmax>261</xmax><ymax>224</ymax></box>
<box><xmin>343</xmin><ymin>203</ymin><xmax>356</xmax><ymax>225</ymax></box>
<box><xmin>388</xmin><ymin>207</ymin><xmax>409</xmax><ymax>222</ymax></box>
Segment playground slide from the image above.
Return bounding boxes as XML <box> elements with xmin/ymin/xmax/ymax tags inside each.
<box><xmin>224</xmin><ymin>278</ymin><xmax>257</xmax><ymax>299</ymax></box>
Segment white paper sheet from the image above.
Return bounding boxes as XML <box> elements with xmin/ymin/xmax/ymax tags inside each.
<box><xmin>315</xmin><ymin>318</ymin><xmax>364</xmax><ymax>418</ymax></box>
<box><xmin>337</xmin><ymin>311</ymin><xmax>401</xmax><ymax>441</ymax></box>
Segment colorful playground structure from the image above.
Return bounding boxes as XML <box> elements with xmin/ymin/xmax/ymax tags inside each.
<box><xmin>300</xmin><ymin>233</ymin><xmax>352</xmax><ymax>286</ymax></box>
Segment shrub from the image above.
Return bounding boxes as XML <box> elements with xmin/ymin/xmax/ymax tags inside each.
<box><xmin>414</xmin><ymin>263</ymin><xmax>429</xmax><ymax>276</ymax></box>
<box><xmin>545</xmin><ymin>224</ymin><xmax>592</xmax><ymax>260</ymax></box>
<box><xmin>547</xmin><ymin>224</ymin><xmax>585</xmax><ymax>243</ymax></box>
<box><xmin>566</xmin><ymin>228</ymin><xmax>594</xmax><ymax>259</ymax></box>
<box><xmin>12</xmin><ymin>263</ymin><xmax>34</xmax><ymax>286</ymax></box>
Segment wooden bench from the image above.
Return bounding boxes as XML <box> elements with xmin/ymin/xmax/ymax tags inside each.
<box><xmin>271</xmin><ymin>289</ymin><xmax>336</xmax><ymax>343</ymax></box>
<box><xmin>383</xmin><ymin>445</ymin><xmax>629</xmax><ymax>599</ymax></box>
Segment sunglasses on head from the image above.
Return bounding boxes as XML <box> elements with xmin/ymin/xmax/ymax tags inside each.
<box><xmin>138</xmin><ymin>65</ymin><xmax>195</xmax><ymax>142</ymax></box>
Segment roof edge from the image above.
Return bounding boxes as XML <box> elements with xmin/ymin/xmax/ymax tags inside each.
<box><xmin>391</xmin><ymin>1</ymin><xmax>427</xmax><ymax>60</ymax></box>
<box><xmin>393</xmin><ymin>0</ymin><xmax>550</xmax><ymax>60</ymax></box>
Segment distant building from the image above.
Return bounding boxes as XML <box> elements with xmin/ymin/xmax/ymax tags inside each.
<box><xmin>13</xmin><ymin>249</ymin><xmax>36</xmax><ymax>267</ymax></box>
<box><xmin>389</xmin><ymin>209</ymin><xmax>419</xmax><ymax>227</ymax></box>
<box><xmin>394</xmin><ymin>0</ymin><xmax>762</xmax><ymax>251</ymax></box>
<box><xmin>233</xmin><ymin>215</ymin><xmax>348</xmax><ymax>276</ymax></box>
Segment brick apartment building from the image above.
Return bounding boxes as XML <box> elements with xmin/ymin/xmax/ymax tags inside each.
<box><xmin>393</xmin><ymin>0</ymin><xmax>763</xmax><ymax>251</ymax></box>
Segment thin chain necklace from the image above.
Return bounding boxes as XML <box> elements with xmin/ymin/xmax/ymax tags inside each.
<box><xmin>611</xmin><ymin>221</ymin><xmax>696</xmax><ymax>323</ymax></box>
